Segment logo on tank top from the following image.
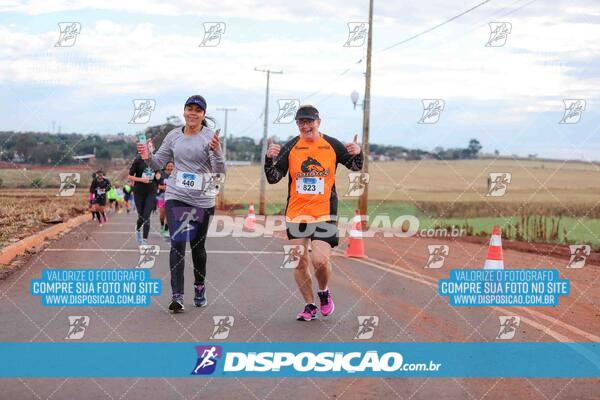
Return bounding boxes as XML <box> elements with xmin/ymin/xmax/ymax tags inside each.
<box><xmin>296</xmin><ymin>156</ymin><xmax>329</xmax><ymax>178</ymax></box>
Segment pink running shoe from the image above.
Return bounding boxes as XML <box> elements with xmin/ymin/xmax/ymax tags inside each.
<box><xmin>318</xmin><ymin>290</ymin><xmax>335</xmax><ymax>316</ymax></box>
<box><xmin>296</xmin><ymin>304</ymin><xmax>318</xmax><ymax>321</ymax></box>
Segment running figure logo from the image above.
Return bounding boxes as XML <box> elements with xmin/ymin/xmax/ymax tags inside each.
<box><xmin>485</xmin><ymin>22</ymin><xmax>512</xmax><ymax>47</ymax></box>
<box><xmin>65</xmin><ymin>316</ymin><xmax>89</xmax><ymax>340</ymax></box>
<box><xmin>210</xmin><ymin>316</ymin><xmax>234</xmax><ymax>340</ymax></box>
<box><xmin>355</xmin><ymin>316</ymin><xmax>379</xmax><ymax>340</ymax></box>
<box><xmin>199</xmin><ymin>22</ymin><xmax>226</xmax><ymax>47</ymax></box>
<box><xmin>137</xmin><ymin>245</ymin><xmax>160</xmax><ymax>269</ymax></box>
<box><xmin>567</xmin><ymin>245</ymin><xmax>590</xmax><ymax>269</ymax></box>
<box><xmin>559</xmin><ymin>99</ymin><xmax>586</xmax><ymax>124</ymax></box>
<box><xmin>345</xmin><ymin>172</ymin><xmax>369</xmax><ymax>197</ymax></box>
<box><xmin>55</xmin><ymin>22</ymin><xmax>81</xmax><ymax>47</ymax></box>
<box><xmin>129</xmin><ymin>99</ymin><xmax>156</xmax><ymax>124</ymax></box>
<box><xmin>281</xmin><ymin>245</ymin><xmax>305</xmax><ymax>269</ymax></box>
<box><xmin>418</xmin><ymin>99</ymin><xmax>445</xmax><ymax>124</ymax></box>
<box><xmin>58</xmin><ymin>172</ymin><xmax>80</xmax><ymax>197</ymax></box>
<box><xmin>425</xmin><ymin>245</ymin><xmax>449</xmax><ymax>269</ymax></box>
<box><xmin>203</xmin><ymin>173</ymin><xmax>225</xmax><ymax>197</ymax></box>
<box><xmin>274</xmin><ymin>99</ymin><xmax>300</xmax><ymax>124</ymax></box>
<box><xmin>171</xmin><ymin>207</ymin><xmax>199</xmax><ymax>242</ymax></box>
<box><xmin>496</xmin><ymin>316</ymin><xmax>520</xmax><ymax>340</ymax></box>
<box><xmin>344</xmin><ymin>22</ymin><xmax>368</xmax><ymax>47</ymax></box>
<box><xmin>191</xmin><ymin>345</ymin><xmax>222</xmax><ymax>375</ymax></box>
<box><xmin>487</xmin><ymin>172</ymin><xmax>512</xmax><ymax>197</ymax></box>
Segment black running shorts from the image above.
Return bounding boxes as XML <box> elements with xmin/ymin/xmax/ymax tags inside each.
<box><xmin>93</xmin><ymin>196</ymin><xmax>107</xmax><ymax>206</ymax></box>
<box><xmin>286</xmin><ymin>220</ymin><xmax>339</xmax><ymax>248</ymax></box>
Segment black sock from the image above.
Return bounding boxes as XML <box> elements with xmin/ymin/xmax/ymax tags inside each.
<box><xmin>101</xmin><ymin>212</ymin><xmax>107</xmax><ymax>222</ymax></box>
<box><xmin>94</xmin><ymin>212</ymin><xmax>101</xmax><ymax>223</ymax></box>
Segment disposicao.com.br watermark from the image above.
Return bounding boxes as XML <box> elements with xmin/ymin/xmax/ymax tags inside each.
<box><xmin>206</xmin><ymin>214</ymin><xmax>466</xmax><ymax>239</ymax></box>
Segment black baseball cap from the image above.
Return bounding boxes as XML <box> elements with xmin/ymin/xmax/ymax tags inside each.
<box><xmin>295</xmin><ymin>105</ymin><xmax>320</xmax><ymax>121</ymax></box>
<box><xmin>185</xmin><ymin>95</ymin><xmax>207</xmax><ymax>111</ymax></box>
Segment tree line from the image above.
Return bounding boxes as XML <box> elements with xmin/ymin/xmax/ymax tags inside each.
<box><xmin>0</xmin><ymin>119</ymin><xmax>482</xmax><ymax>165</ymax></box>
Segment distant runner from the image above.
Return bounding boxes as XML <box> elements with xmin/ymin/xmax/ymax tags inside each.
<box><xmin>157</xmin><ymin>161</ymin><xmax>174</xmax><ymax>238</ymax></box>
<box><xmin>128</xmin><ymin>155</ymin><xmax>158</xmax><ymax>245</ymax></box>
<box><xmin>107</xmin><ymin>186</ymin><xmax>118</xmax><ymax>214</ymax></box>
<box><xmin>123</xmin><ymin>181</ymin><xmax>133</xmax><ymax>213</ymax></box>
<box><xmin>89</xmin><ymin>170</ymin><xmax>111</xmax><ymax>226</ymax></box>
<box><xmin>264</xmin><ymin>104</ymin><xmax>363</xmax><ymax>321</ymax></box>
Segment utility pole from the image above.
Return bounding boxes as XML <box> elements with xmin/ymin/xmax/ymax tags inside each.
<box><xmin>217</xmin><ymin>107</ymin><xmax>237</xmax><ymax>210</ymax></box>
<box><xmin>255</xmin><ymin>67</ymin><xmax>282</xmax><ymax>215</ymax></box>
<box><xmin>358</xmin><ymin>0</ymin><xmax>373</xmax><ymax>225</ymax></box>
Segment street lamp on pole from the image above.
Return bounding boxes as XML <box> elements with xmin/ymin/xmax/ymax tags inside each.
<box><xmin>357</xmin><ymin>0</ymin><xmax>374</xmax><ymax>227</ymax></box>
<box><xmin>351</xmin><ymin>90</ymin><xmax>360</xmax><ymax>110</ymax></box>
<box><xmin>255</xmin><ymin>67</ymin><xmax>283</xmax><ymax>216</ymax></box>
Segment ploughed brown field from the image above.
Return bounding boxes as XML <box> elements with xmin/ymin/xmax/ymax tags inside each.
<box><xmin>1</xmin><ymin>159</ymin><xmax>598</xmax><ymax>251</ymax></box>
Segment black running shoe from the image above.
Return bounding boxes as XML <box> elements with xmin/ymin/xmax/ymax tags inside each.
<box><xmin>194</xmin><ymin>284</ymin><xmax>207</xmax><ymax>307</ymax></box>
<box><xmin>169</xmin><ymin>294</ymin><xmax>184</xmax><ymax>313</ymax></box>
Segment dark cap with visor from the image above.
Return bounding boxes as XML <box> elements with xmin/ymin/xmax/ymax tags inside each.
<box><xmin>185</xmin><ymin>95</ymin><xmax>207</xmax><ymax>111</ymax></box>
<box><xmin>295</xmin><ymin>105</ymin><xmax>319</xmax><ymax>121</ymax></box>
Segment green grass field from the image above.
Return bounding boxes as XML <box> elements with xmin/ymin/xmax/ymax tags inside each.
<box><xmin>2</xmin><ymin>159</ymin><xmax>599</xmax><ymax>249</ymax></box>
<box><xmin>232</xmin><ymin>200</ymin><xmax>600</xmax><ymax>249</ymax></box>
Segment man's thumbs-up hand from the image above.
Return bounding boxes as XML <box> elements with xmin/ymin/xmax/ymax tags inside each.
<box><xmin>266</xmin><ymin>137</ymin><xmax>281</xmax><ymax>159</ymax></box>
<box><xmin>345</xmin><ymin>133</ymin><xmax>361</xmax><ymax>155</ymax></box>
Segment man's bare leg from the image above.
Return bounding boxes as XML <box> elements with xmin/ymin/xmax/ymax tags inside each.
<box><xmin>291</xmin><ymin>238</ymin><xmax>313</xmax><ymax>304</ymax></box>
<box><xmin>311</xmin><ymin>240</ymin><xmax>332</xmax><ymax>291</ymax></box>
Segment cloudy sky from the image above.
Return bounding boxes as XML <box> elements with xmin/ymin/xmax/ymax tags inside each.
<box><xmin>0</xmin><ymin>0</ymin><xmax>599</xmax><ymax>160</ymax></box>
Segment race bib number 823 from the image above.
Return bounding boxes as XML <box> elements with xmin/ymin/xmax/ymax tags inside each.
<box><xmin>296</xmin><ymin>177</ymin><xmax>324</xmax><ymax>195</ymax></box>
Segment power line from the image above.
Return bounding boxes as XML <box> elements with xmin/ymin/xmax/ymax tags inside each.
<box><xmin>298</xmin><ymin>0</ymin><xmax>538</xmax><ymax>121</ymax></box>
<box><xmin>380</xmin><ymin>0</ymin><xmax>494</xmax><ymax>52</ymax></box>
<box><xmin>303</xmin><ymin>0</ymin><xmax>520</xmax><ymax>105</ymax></box>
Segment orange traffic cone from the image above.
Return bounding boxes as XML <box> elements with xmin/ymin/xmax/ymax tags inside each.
<box><xmin>345</xmin><ymin>209</ymin><xmax>365</xmax><ymax>258</ymax></box>
<box><xmin>483</xmin><ymin>225</ymin><xmax>504</xmax><ymax>270</ymax></box>
<box><xmin>244</xmin><ymin>203</ymin><xmax>256</xmax><ymax>231</ymax></box>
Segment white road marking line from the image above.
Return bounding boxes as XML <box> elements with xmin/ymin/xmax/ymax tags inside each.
<box><xmin>96</xmin><ymin>222</ymin><xmax>139</xmax><ymax>225</ymax></box>
<box><xmin>40</xmin><ymin>245</ymin><xmax>595</xmax><ymax>342</ymax></box>
<box><xmin>335</xmin><ymin>252</ymin><xmax>598</xmax><ymax>343</ymax></box>
<box><xmin>45</xmin><ymin>249</ymin><xmax>284</xmax><ymax>254</ymax></box>
<box><xmin>513</xmin><ymin>307</ymin><xmax>600</xmax><ymax>342</ymax></box>
<box><xmin>90</xmin><ymin>231</ymin><xmax>164</xmax><ymax>234</ymax></box>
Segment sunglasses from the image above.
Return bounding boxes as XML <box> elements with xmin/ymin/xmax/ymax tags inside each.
<box><xmin>296</xmin><ymin>119</ymin><xmax>315</xmax><ymax>126</ymax></box>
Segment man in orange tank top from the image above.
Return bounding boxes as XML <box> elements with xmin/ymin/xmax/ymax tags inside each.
<box><xmin>264</xmin><ymin>104</ymin><xmax>363</xmax><ymax>321</ymax></box>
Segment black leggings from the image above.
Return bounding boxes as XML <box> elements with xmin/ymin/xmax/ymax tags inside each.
<box><xmin>133</xmin><ymin>192</ymin><xmax>156</xmax><ymax>239</ymax></box>
<box><xmin>165</xmin><ymin>199</ymin><xmax>214</xmax><ymax>295</ymax></box>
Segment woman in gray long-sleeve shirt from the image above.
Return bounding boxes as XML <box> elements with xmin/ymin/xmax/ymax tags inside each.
<box><xmin>138</xmin><ymin>95</ymin><xmax>226</xmax><ymax>313</ymax></box>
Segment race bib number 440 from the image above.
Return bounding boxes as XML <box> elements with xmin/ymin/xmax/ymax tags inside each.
<box><xmin>176</xmin><ymin>172</ymin><xmax>203</xmax><ymax>191</ymax></box>
<box><xmin>296</xmin><ymin>177</ymin><xmax>324</xmax><ymax>195</ymax></box>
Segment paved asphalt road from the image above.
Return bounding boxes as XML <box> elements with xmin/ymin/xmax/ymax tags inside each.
<box><xmin>1</xmin><ymin>211</ymin><xmax>598</xmax><ymax>399</ymax></box>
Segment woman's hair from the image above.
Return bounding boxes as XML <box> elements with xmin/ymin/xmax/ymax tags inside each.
<box><xmin>202</xmin><ymin>115</ymin><xmax>216</xmax><ymax>128</ymax></box>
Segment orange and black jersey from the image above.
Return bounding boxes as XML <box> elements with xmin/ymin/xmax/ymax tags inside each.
<box><xmin>264</xmin><ymin>133</ymin><xmax>363</xmax><ymax>222</ymax></box>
